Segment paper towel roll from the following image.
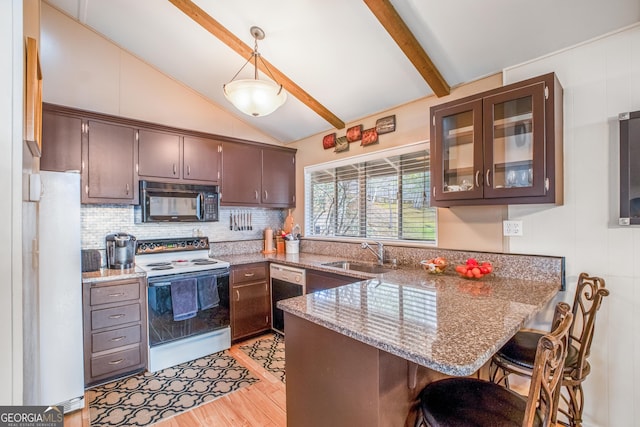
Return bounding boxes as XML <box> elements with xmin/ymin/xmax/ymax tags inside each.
<box><xmin>264</xmin><ymin>227</ymin><xmax>274</xmax><ymax>252</ymax></box>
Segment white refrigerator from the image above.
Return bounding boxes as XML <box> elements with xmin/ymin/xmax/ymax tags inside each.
<box><xmin>30</xmin><ymin>171</ymin><xmax>85</xmax><ymax>412</ymax></box>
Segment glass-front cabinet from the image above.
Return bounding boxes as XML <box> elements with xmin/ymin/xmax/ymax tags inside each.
<box><xmin>430</xmin><ymin>73</ymin><xmax>563</xmax><ymax>207</ymax></box>
<box><xmin>483</xmin><ymin>83</ymin><xmax>546</xmax><ymax>198</ymax></box>
<box><xmin>433</xmin><ymin>99</ymin><xmax>483</xmax><ymax>201</ymax></box>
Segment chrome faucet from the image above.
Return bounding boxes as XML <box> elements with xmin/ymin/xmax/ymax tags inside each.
<box><xmin>361</xmin><ymin>241</ymin><xmax>384</xmax><ymax>265</ymax></box>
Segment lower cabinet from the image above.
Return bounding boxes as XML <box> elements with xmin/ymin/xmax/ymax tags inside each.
<box><xmin>83</xmin><ymin>277</ymin><xmax>147</xmax><ymax>387</ymax></box>
<box><xmin>305</xmin><ymin>269</ymin><xmax>358</xmax><ymax>294</ymax></box>
<box><xmin>231</xmin><ymin>263</ymin><xmax>271</xmax><ymax>341</ymax></box>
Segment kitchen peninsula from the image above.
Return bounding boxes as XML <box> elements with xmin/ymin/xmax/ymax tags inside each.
<box><xmin>278</xmin><ymin>273</ymin><xmax>560</xmax><ymax>427</ymax></box>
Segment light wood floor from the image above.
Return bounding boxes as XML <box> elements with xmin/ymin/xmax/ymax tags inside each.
<box><xmin>64</xmin><ymin>334</ymin><xmax>286</xmax><ymax>427</ymax></box>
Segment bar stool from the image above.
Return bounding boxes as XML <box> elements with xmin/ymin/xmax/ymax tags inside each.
<box><xmin>490</xmin><ymin>273</ymin><xmax>609</xmax><ymax>427</ymax></box>
<box><xmin>414</xmin><ymin>302</ymin><xmax>573</xmax><ymax>427</ymax></box>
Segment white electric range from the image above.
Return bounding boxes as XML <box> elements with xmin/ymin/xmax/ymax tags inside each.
<box><xmin>136</xmin><ymin>237</ymin><xmax>231</xmax><ymax>372</ymax></box>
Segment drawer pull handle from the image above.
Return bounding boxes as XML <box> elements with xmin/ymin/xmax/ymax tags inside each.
<box><xmin>108</xmin><ymin>293</ymin><xmax>125</xmax><ymax>297</ymax></box>
<box><xmin>108</xmin><ymin>358</ymin><xmax>124</xmax><ymax>365</ymax></box>
<box><xmin>110</xmin><ymin>336</ymin><xmax>126</xmax><ymax>342</ymax></box>
<box><xmin>244</xmin><ymin>272</ymin><xmax>255</xmax><ymax>277</ymax></box>
<box><xmin>236</xmin><ymin>290</ymin><xmax>240</xmax><ymax>301</ymax></box>
<box><xmin>108</xmin><ymin>314</ymin><xmax>125</xmax><ymax>319</ymax></box>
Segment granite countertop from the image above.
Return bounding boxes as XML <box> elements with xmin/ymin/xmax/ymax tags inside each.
<box><xmin>82</xmin><ymin>266</ymin><xmax>147</xmax><ymax>284</ymax></box>
<box><xmin>277</xmin><ymin>273</ymin><xmax>559</xmax><ymax>376</ymax></box>
<box><xmin>81</xmin><ymin>250</ymin><xmax>560</xmax><ymax>376</ymax></box>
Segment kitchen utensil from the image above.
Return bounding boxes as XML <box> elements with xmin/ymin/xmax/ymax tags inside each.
<box><xmin>284</xmin><ymin>209</ymin><xmax>295</xmax><ymax>234</ymax></box>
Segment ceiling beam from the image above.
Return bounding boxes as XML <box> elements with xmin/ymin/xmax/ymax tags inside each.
<box><xmin>168</xmin><ymin>0</ymin><xmax>346</xmax><ymax>130</ymax></box>
<box><xmin>363</xmin><ymin>0</ymin><xmax>450</xmax><ymax>97</ymax></box>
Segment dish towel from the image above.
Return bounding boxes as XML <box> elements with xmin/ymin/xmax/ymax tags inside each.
<box><xmin>170</xmin><ymin>278</ymin><xmax>198</xmax><ymax>321</ymax></box>
<box><xmin>197</xmin><ymin>275</ymin><xmax>220</xmax><ymax>310</ymax></box>
<box><xmin>148</xmin><ymin>283</ymin><xmax>172</xmax><ymax>314</ymax></box>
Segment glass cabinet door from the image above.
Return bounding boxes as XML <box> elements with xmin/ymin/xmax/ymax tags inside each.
<box><xmin>432</xmin><ymin>99</ymin><xmax>483</xmax><ymax>201</ymax></box>
<box><xmin>483</xmin><ymin>82</ymin><xmax>546</xmax><ymax>198</ymax></box>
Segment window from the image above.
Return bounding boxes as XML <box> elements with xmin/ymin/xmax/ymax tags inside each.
<box><xmin>304</xmin><ymin>142</ymin><xmax>436</xmax><ymax>243</ymax></box>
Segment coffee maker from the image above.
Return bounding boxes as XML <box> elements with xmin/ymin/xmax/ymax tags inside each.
<box><xmin>105</xmin><ymin>232</ymin><xmax>136</xmax><ymax>269</ymax></box>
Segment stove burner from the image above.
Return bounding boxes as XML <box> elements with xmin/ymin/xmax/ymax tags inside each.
<box><xmin>147</xmin><ymin>262</ymin><xmax>172</xmax><ymax>267</ymax></box>
<box><xmin>151</xmin><ymin>265</ymin><xmax>174</xmax><ymax>271</ymax></box>
<box><xmin>191</xmin><ymin>258</ymin><xmax>218</xmax><ymax>265</ymax></box>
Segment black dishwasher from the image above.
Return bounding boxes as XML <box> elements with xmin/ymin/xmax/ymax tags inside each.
<box><xmin>269</xmin><ymin>264</ymin><xmax>306</xmax><ymax>334</ymax></box>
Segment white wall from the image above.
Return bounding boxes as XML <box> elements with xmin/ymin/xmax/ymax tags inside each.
<box><xmin>506</xmin><ymin>24</ymin><xmax>640</xmax><ymax>427</ymax></box>
<box><xmin>0</xmin><ymin>0</ymin><xmax>23</xmax><ymax>405</ymax></box>
<box><xmin>40</xmin><ymin>3</ymin><xmax>279</xmax><ymax>145</ymax></box>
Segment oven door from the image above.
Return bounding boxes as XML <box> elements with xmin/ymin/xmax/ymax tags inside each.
<box><xmin>147</xmin><ymin>269</ymin><xmax>230</xmax><ymax>347</ymax></box>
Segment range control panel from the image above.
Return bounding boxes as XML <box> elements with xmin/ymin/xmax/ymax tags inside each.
<box><xmin>135</xmin><ymin>237</ymin><xmax>210</xmax><ymax>254</ymax></box>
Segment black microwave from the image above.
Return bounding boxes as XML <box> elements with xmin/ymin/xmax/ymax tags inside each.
<box><xmin>140</xmin><ymin>181</ymin><xmax>219</xmax><ymax>223</ymax></box>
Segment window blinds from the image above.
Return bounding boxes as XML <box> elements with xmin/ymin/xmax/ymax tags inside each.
<box><xmin>305</xmin><ymin>147</ymin><xmax>436</xmax><ymax>242</ymax></box>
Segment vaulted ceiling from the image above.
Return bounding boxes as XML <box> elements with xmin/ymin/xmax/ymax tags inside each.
<box><xmin>44</xmin><ymin>0</ymin><xmax>640</xmax><ymax>143</ymax></box>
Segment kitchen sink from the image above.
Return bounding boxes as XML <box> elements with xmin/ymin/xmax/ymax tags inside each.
<box><xmin>322</xmin><ymin>260</ymin><xmax>390</xmax><ymax>274</ymax></box>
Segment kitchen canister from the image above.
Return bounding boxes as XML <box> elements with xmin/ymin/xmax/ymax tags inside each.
<box><xmin>285</xmin><ymin>239</ymin><xmax>299</xmax><ymax>254</ymax></box>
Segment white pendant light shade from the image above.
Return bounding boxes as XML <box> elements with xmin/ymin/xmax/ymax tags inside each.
<box><xmin>224</xmin><ymin>79</ymin><xmax>287</xmax><ymax>117</ymax></box>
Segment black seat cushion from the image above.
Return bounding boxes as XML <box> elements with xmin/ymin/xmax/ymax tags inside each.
<box><xmin>418</xmin><ymin>378</ymin><xmax>542</xmax><ymax>427</ymax></box>
<box><xmin>497</xmin><ymin>331</ymin><xmax>579</xmax><ymax>373</ymax></box>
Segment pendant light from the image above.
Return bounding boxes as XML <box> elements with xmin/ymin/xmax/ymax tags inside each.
<box><xmin>223</xmin><ymin>26</ymin><xmax>287</xmax><ymax>117</ymax></box>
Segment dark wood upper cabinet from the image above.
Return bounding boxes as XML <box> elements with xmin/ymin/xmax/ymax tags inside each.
<box><xmin>262</xmin><ymin>147</ymin><xmax>296</xmax><ymax>207</ymax></box>
<box><xmin>137</xmin><ymin>129</ymin><xmax>181</xmax><ymax>179</ymax></box>
<box><xmin>221</xmin><ymin>142</ymin><xmax>263</xmax><ymax>205</ymax></box>
<box><xmin>41</xmin><ymin>103</ymin><xmax>294</xmax><ymax>206</ymax></box>
<box><xmin>82</xmin><ymin>120</ymin><xmax>138</xmax><ymax>204</ymax></box>
<box><xmin>221</xmin><ymin>142</ymin><xmax>296</xmax><ymax>208</ymax></box>
<box><xmin>430</xmin><ymin>72</ymin><xmax>563</xmax><ymax>207</ymax></box>
<box><xmin>40</xmin><ymin>109</ymin><xmax>82</xmax><ymax>172</ymax></box>
<box><xmin>138</xmin><ymin>131</ymin><xmax>221</xmax><ymax>184</ymax></box>
<box><xmin>183</xmin><ymin>135</ymin><xmax>220</xmax><ymax>183</ymax></box>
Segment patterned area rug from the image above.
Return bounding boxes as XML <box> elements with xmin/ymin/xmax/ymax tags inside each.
<box><xmin>87</xmin><ymin>350</ymin><xmax>258</xmax><ymax>426</ymax></box>
<box><xmin>239</xmin><ymin>333</ymin><xmax>286</xmax><ymax>383</ymax></box>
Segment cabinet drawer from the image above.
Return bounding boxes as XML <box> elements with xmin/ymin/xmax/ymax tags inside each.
<box><xmin>91</xmin><ymin>282</ymin><xmax>140</xmax><ymax>306</ymax></box>
<box><xmin>91</xmin><ymin>303</ymin><xmax>140</xmax><ymax>330</ymax></box>
<box><xmin>92</xmin><ymin>324</ymin><xmax>141</xmax><ymax>353</ymax></box>
<box><xmin>91</xmin><ymin>346</ymin><xmax>141</xmax><ymax>377</ymax></box>
<box><xmin>232</xmin><ymin>264</ymin><xmax>267</xmax><ymax>285</ymax></box>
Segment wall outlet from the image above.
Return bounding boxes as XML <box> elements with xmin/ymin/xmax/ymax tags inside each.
<box><xmin>503</xmin><ymin>220</ymin><xmax>523</xmax><ymax>236</ymax></box>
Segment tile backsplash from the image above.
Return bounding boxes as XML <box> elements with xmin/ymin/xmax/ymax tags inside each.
<box><xmin>81</xmin><ymin>204</ymin><xmax>285</xmax><ymax>251</ymax></box>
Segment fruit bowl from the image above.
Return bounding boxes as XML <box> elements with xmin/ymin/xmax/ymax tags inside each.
<box><xmin>421</xmin><ymin>257</ymin><xmax>448</xmax><ymax>274</ymax></box>
<box><xmin>455</xmin><ymin>258</ymin><xmax>493</xmax><ymax>280</ymax></box>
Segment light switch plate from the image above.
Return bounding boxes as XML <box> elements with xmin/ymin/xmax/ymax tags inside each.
<box><xmin>503</xmin><ymin>220</ymin><xmax>523</xmax><ymax>236</ymax></box>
